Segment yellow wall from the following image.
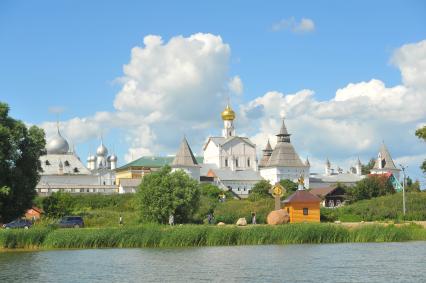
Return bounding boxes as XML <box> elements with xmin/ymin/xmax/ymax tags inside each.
<box><xmin>284</xmin><ymin>202</ymin><xmax>320</xmax><ymax>223</ymax></box>
<box><xmin>115</xmin><ymin>166</ymin><xmax>151</xmax><ymax>185</ymax></box>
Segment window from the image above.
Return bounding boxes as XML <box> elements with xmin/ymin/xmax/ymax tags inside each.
<box><xmin>225</xmin><ymin>158</ymin><xmax>228</xmax><ymax>167</ymax></box>
<box><xmin>45</xmin><ymin>160</ymin><xmax>50</xmax><ymax>166</ymax></box>
<box><xmin>247</xmin><ymin>158</ymin><xmax>250</xmax><ymax>167</ymax></box>
<box><xmin>303</xmin><ymin>208</ymin><xmax>309</xmax><ymax>215</ymax></box>
<box><xmin>64</xmin><ymin>160</ymin><xmax>70</xmax><ymax>167</ymax></box>
<box><xmin>236</xmin><ymin>158</ymin><xmax>239</xmax><ymax>167</ymax></box>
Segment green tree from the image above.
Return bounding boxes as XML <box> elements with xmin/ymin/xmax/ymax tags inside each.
<box><xmin>248</xmin><ymin>180</ymin><xmax>271</xmax><ymax>201</ymax></box>
<box><xmin>405</xmin><ymin>177</ymin><xmax>421</xmax><ymax>193</ymax></box>
<box><xmin>41</xmin><ymin>192</ymin><xmax>73</xmax><ymax>218</ymax></box>
<box><xmin>415</xmin><ymin>126</ymin><xmax>426</xmax><ymax>173</ymax></box>
<box><xmin>0</xmin><ymin>102</ymin><xmax>45</xmax><ymax>223</ymax></box>
<box><xmin>136</xmin><ymin>166</ymin><xmax>200</xmax><ymax>224</ymax></box>
<box><xmin>361</xmin><ymin>158</ymin><xmax>376</xmax><ymax>175</ymax></box>
<box><xmin>347</xmin><ymin>175</ymin><xmax>395</xmax><ymax>203</ymax></box>
<box><xmin>279</xmin><ymin>179</ymin><xmax>298</xmax><ymax>193</ymax></box>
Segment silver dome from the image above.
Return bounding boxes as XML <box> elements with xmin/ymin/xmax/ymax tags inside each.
<box><xmin>109</xmin><ymin>154</ymin><xmax>117</xmax><ymax>162</ymax></box>
<box><xmin>96</xmin><ymin>142</ymin><xmax>108</xmax><ymax>156</ymax></box>
<box><xmin>46</xmin><ymin>130</ymin><xmax>69</xmax><ymax>154</ymax></box>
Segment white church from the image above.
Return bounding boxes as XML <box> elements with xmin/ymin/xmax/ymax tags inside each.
<box><xmin>36</xmin><ymin>125</ymin><xmax>118</xmax><ymax>195</ymax></box>
<box><xmin>169</xmin><ymin>103</ymin><xmax>402</xmax><ymax>198</ymax></box>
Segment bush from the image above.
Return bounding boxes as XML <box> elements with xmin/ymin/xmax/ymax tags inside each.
<box><xmin>323</xmin><ymin>192</ymin><xmax>426</xmax><ymax>221</ymax></box>
<box><xmin>347</xmin><ymin>175</ymin><xmax>395</xmax><ymax>203</ymax></box>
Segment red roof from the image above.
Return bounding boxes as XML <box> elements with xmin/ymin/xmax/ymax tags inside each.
<box><xmin>283</xmin><ymin>190</ymin><xmax>321</xmax><ymax>204</ymax></box>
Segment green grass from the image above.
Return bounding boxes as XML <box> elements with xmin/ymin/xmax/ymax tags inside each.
<box><xmin>321</xmin><ymin>192</ymin><xmax>426</xmax><ymax>222</ymax></box>
<box><xmin>1</xmin><ymin>223</ymin><xmax>425</xmax><ymax>250</ymax></box>
<box><xmin>214</xmin><ymin>198</ymin><xmax>274</xmax><ymax>224</ymax></box>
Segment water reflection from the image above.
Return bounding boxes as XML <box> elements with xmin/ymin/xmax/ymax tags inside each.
<box><xmin>0</xmin><ymin>242</ymin><xmax>425</xmax><ymax>282</ymax></box>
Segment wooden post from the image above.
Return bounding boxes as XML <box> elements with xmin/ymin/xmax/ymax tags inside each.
<box><xmin>274</xmin><ymin>195</ymin><xmax>281</xmax><ymax>210</ymax></box>
<box><xmin>271</xmin><ymin>183</ymin><xmax>284</xmax><ymax>210</ymax></box>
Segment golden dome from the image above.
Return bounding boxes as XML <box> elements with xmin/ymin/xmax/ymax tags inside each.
<box><xmin>221</xmin><ymin>105</ymin><xmax>236</xmax><ymax>121</ymax></box>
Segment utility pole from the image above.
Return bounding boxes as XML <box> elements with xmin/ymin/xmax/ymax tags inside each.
<box><xmin>399</xmin><ymin>164</ymin><xmax>407</xmax><ymax>216</ymax></box>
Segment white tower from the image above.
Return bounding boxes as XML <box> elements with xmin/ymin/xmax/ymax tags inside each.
<box><xmin>221</xmin><ymin>104</ymin><xmax>236</xmax><ymax>138</ymax></box>
<box><xmin>96</xmin><ymin>140</ymin><xmax>108</xmax><ymax>169</ymax></box>
<box><xmin>109</xmin><ymin>154</ymin><xmax>117</xmax><ymax>170</ymax></box>
<box><xmin>355</xmin><ymin>157</ymin><xmax>362</xmax><ymax>176</ymax></box>
<box><xmin>325</xmin><ymin>158</ymin><xmax>331</xmax><ymax>176</ymax></box>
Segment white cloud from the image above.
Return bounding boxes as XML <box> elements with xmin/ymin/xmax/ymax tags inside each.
<box><xmin>240</xmin><ymin>40</ymin><xmax>426</xmax><ymax>181</ymax></box>
<box><xmin>39</xmin><ymin>37</ymin><xmax>426</xmax><ymax>186</ymax></box>
<box><xmin>42</xmin><ymin>33</ymin><xmax>235</xmax><ymax>160</ymax></box>
<box><xmin>272</xmin><ymin>17</ymin><xmax>315</xmax><ymax>33</ymax></box>
<box><xmin>228</xmin><ymin>76</ymin><xmax>243</xmax><ymax>95</ymax></box>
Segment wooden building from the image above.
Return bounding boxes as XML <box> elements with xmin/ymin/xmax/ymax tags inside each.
<box><xmin>25</xmin><ymin>207</ymin><xmax>43</xmax><ymax>220</ymax></box>
<box><xmin>283</xmin><ymin>190</ymin><xmax>321</xmax><ymax>223</ymax></box>
<box><xmin>310</xmin><ymin>186</ymin><xmax>346</xmax><ymax>208</ymax></box>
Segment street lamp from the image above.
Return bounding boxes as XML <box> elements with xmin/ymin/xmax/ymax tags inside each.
<box><xmin>399</xmin><ymin>164</ymin><xmax>407</xmax><ymax>216</ymax></box>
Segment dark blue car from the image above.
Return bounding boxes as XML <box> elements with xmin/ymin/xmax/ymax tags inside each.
<box><xmin>2</xmin><ymin>219</ymin><xmax>33</xmax><ymax>229</ymax></box>
<box><xmin>58</xmin><ymin>216</ymin><xmax>84</xmax><ymax>228</ymax></box>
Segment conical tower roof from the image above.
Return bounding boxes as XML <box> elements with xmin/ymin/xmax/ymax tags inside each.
<box><xmin>373</xmin><ymin>142</ymin><xmax>398</xmax><ymax>170</ymax></box>
<box><xmin>259</xmin><ymin>139</ymin><xmax>273</xmax><ymax>167</ymax></box>
<box><xmin>266</xmin><ymin>119</ymin><xmax>305</xmax><ymax>168</ymax></box>
<box><xmin>263</xmin><ymin>139</ymin><xmax>272</xmax><ymax>152</ymax></box>
<box><xmin>172</xmin><ymin>137</ymin><xmax>199</xmax><ymax>167</ymax></box>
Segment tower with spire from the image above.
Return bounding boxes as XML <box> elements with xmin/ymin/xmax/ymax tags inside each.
<box><xmin>259</xmin><ymin>139</ymin><xmax>273</xmax><ymax>168</ymax></box>
<box><xmin>370</xmin><ymin>142</ymin><xmax>400</xmax><ymax>179</ymax></box>
<box><xmin>171</xmin><ymin>136</ymin><xmax>200</xmax><ymax>181</ymax></box>
<box><xmin>259</xmin><ymin>118</ymin><xmax>310</xmax><ymax>188</ymax></box>
<box><xmin>221</xmin><ymin>102</ymin><xmax>236</xmax><ymax>138</ymax></box>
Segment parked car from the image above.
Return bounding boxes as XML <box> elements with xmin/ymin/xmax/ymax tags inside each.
<box><xmin>2</xmin><ymin>219</ymin><xmax>33</xmax><ymax>229</ymax></box>
<box><xmin>58</xmin><ymin>216</ymin><xmax>84</xmax><ymax>228</ymax></box>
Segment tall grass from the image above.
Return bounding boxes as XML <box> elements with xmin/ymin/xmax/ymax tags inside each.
<box><xmin>1</xmin><ymin>223</ymin><xmax>424</xmax><ymax>250</ymax></box>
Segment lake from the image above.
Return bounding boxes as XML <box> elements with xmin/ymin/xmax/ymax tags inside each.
<box><xmin>0</xmin><ymin>242</ymin><xmax>425</xmax><ymax>282</ymax></box>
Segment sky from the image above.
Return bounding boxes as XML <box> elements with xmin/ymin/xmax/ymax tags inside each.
<box><xmin>1</xmin><ymin>1</ymin><xmax>425</xmax><ymax>186</ymax></box>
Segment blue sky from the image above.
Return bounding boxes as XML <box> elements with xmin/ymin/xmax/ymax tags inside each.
<box><xmin>1</xmin><ymin>1</ymin><xmax>425</xmax><ymax>184</ymax></box>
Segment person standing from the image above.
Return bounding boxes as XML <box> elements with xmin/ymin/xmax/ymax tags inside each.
<box><xmin>252</xmin><ymin>212</ymin><xmax>256</xmax><ymax>225</ymax></box>
<box><xmin>169</xmin><ymin>214</ymin><xmax>174</xmax><ymax>226</ymax></box>
<box><xmin>207</xmin><ymin>213</ymin><xmax>212</xmax><ymax>224</ymax></box>
<box><xmin>119</xmin><ymin>215</ymin><xmax>123</xmax><ymax>226</ymax></box>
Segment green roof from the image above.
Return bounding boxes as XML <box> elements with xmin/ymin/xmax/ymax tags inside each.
<box><xmin>116</xmin><ymin>156</ymin><xmax>204</xmax><ymax>171</ymax></box>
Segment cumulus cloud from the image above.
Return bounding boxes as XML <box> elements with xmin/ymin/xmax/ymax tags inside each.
<box><xmin>239</xmin><ymin>40</ymin><xmax>426</xmax><ymax>182</ymax></box>
<box><xmin>272</xmin><ymin>17</ymin><xmax>315</xmax><ymax>33</ymax></box>
<box><xmin>228</xmin><ymin>76</ymin><xmax>243</xmax><ymax>95</ymax></box>
<box><xmin>42</xmin><ymin>33</ymin><xmax>235</xmax><ymax>160</ymax></box>
<box><xmin>40</xmin><ymin>36</ymin><xmax>426</xmax><ymax>185</ymax></box>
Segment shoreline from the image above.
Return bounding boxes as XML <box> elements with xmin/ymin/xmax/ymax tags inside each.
<box><xmin>1</xmin><ymin>223</ymin><xmax>425</xmax><ymax>251</ymax></box>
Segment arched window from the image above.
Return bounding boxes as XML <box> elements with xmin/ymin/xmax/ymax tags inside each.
<box><xmin>236</xmin><ymin>158</ymin><xmax>239</xmax><ymax>167</ymax></box>
<box><xmin>225</xmin><ymin>158</ymin><xmax>228</xmax><ymax>167</ymax></box>
<box><xmin>247</xmin><ymin>158</ymin><xmax>250</xmax><ymax>167</ymax></box>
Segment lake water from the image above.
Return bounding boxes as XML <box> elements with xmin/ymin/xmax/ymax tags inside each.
<box><xmin>0</xmin><ymin>242</ymin><xmax>425</xmax><ymax>282</ymax></box>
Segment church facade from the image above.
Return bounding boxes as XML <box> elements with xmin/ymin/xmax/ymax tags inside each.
<box><xmin>36</xmin><ymin>126</ymin><xmax>118</xmax><ymax>195</ymax></box>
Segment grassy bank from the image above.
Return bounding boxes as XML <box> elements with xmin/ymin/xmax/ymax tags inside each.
<box><xmin>321</xmin><ymin>192</ymin><xmax>426</xmax><ymax>222</ymax></box>
<box><xmin>1</xmin><ymin>223</ymin><xmax>425</xmax><ymax>250</ymax></box>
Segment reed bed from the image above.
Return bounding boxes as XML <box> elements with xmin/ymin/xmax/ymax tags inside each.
<box><xmin>1</xmin><ymin>223</ymin><xmax>424</xmax><ymax>250</ymax></box>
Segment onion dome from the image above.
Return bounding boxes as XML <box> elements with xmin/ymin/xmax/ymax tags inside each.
<box><xmin>221</xmin><ymin>104</ymin><xmax>236</xmax><ymax>121</ymax></box>
<box><xmin>96</xmin><ymin>141</ymin><xmax>108</xmax><ymax>157</ymax></box>
<box><xmin>46</xmin><ymin>128</ymin><xmax>69</xmax><ymax>154</ymax></box>
<box><xmin>109</xmin><ymin>154</ymin><xmax>117</xmax><ymax>162</ymax></box>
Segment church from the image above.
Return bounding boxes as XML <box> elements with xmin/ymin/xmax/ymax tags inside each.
<box><xmin>36</xmin><ymin>125</ymin><xmax>117</xmax><ymax>195</ymax></box>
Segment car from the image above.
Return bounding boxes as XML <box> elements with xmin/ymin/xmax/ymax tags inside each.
<box><xmin>2</xmin><ymin>219</ymin><xmax>33</xmax><ymax>229</ymax></box>
<box><xmin>58</xmin><ymin>216</ymin><xmax>84</xmax><ymax>228</ymax></box>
